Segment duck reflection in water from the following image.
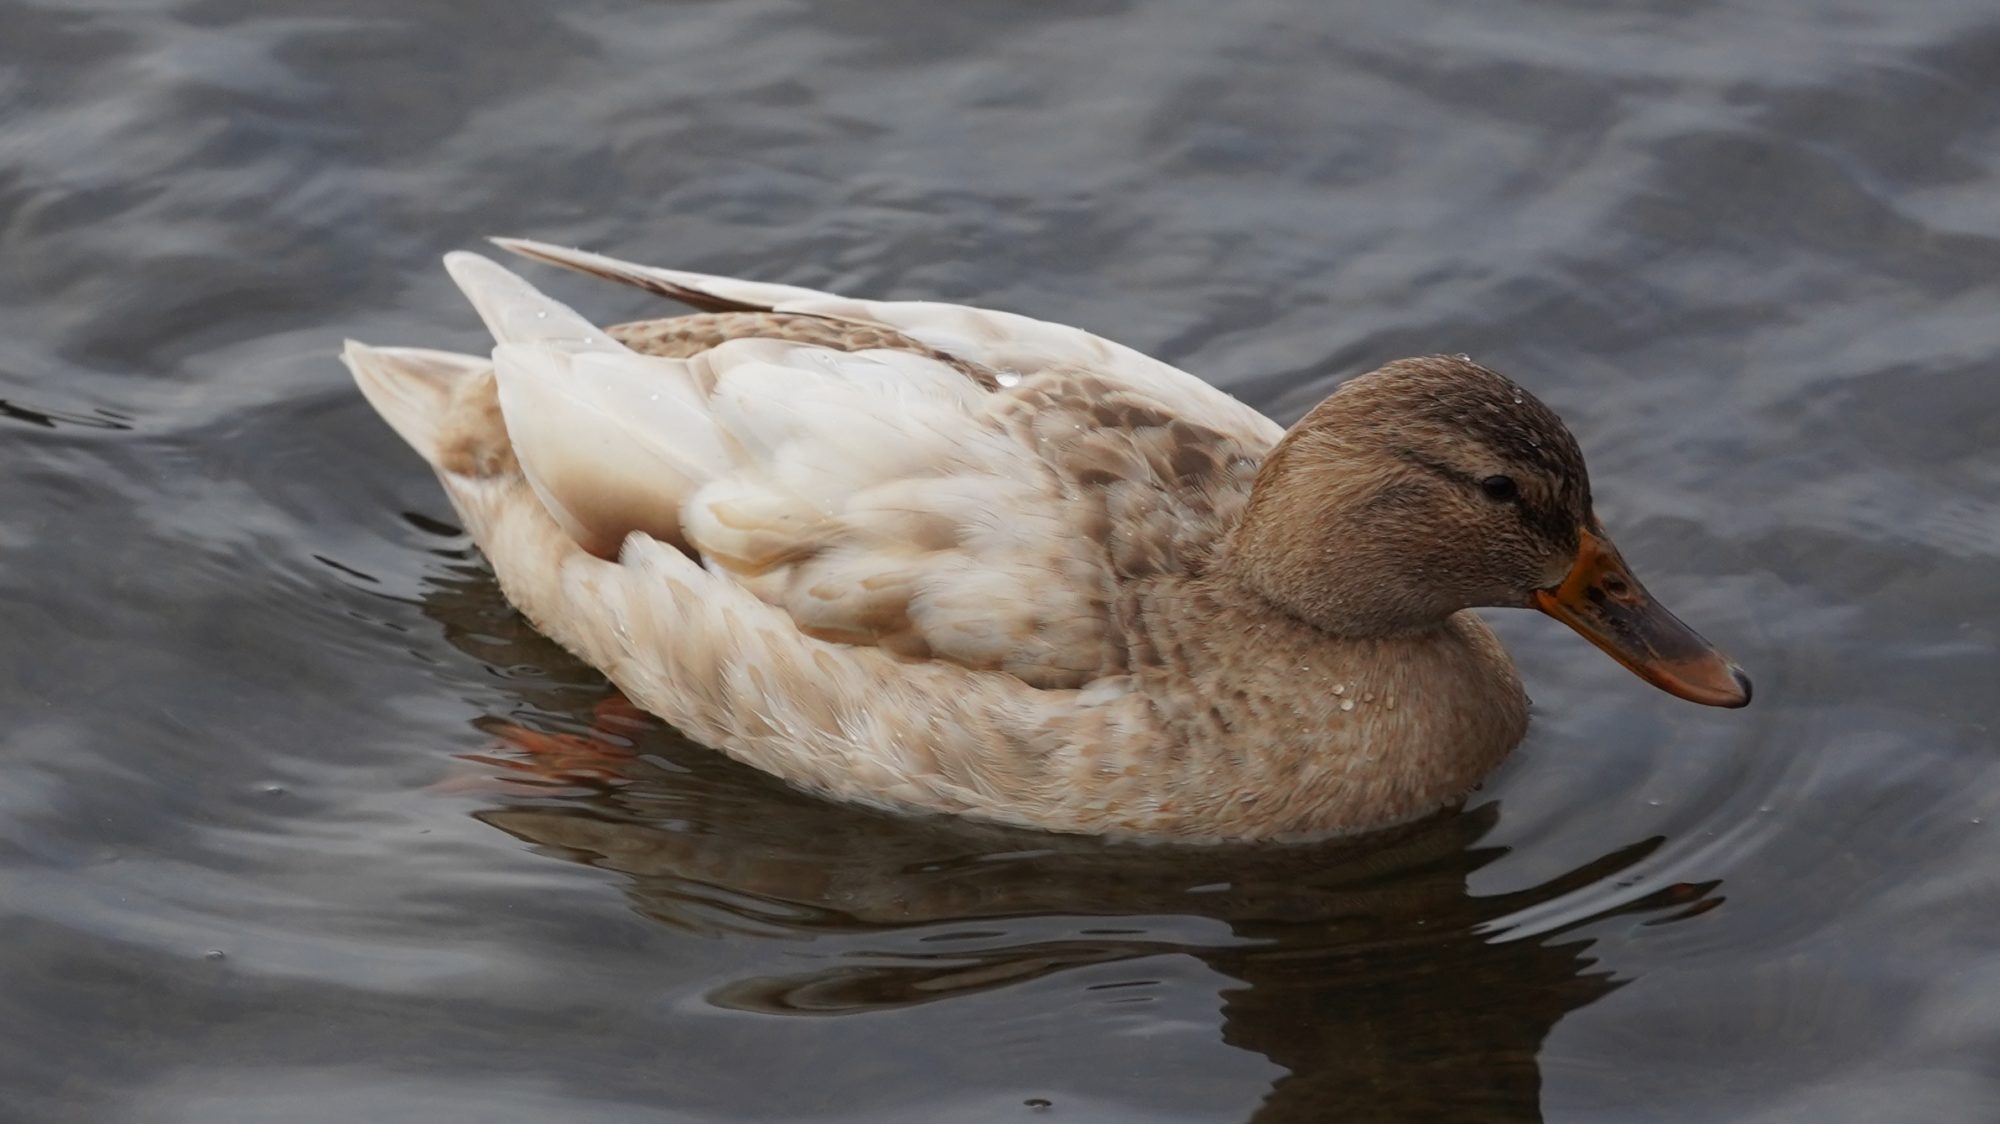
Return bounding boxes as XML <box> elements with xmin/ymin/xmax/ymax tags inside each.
<box><xmin>419</xmin><ymin>557</ymin><xmax>1717</xmax><ymax>1124</ymax></box>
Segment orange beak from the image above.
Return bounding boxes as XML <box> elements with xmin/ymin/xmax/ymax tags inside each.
<box><xmin>1532</xmin><ymin>528</ymin><xmax>1751</xmax><ymax>708</ymax></box>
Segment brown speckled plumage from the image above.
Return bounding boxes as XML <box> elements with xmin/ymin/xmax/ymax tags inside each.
<box><xmin>344</xmin><ymin>240</ymin><xmax>1622</xmax><ymax>841</ymax></box>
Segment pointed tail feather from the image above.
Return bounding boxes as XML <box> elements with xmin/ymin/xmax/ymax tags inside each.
<box><xmin>441</xmin><ymin>251</ymin><xmax>623</xmax><ymax>353</ymax></box>
<box><xmin>343</xmin><ymin>342</ymin><xmax>487</xmax><ymax>464</ymax></box>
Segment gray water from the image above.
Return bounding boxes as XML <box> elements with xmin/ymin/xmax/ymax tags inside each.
<box><xmin>4</xmin><ymin>1</ymin><xmax>1999</xmax><ymax>1120</ymax></box>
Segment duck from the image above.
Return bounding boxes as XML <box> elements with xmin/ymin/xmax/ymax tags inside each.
<box><xmin>344</xmin><ymin>239</ymin><xmax>1750</xmax><ymax>843</ymax></box>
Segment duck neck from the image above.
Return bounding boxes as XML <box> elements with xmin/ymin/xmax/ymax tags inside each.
<box><xmin>1215</xmin><ymin>477</ymin><xmax>1453</xmax><ymax>641</ymax></box>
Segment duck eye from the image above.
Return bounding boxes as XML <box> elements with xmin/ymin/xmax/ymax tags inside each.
<box><xmin>1480</xmin><ymin>475</ymin><xmax>1519</xmax><ymax>502</ymax></box>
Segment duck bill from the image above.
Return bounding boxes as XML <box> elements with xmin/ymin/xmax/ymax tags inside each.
<box><xmin>1532</xmin><ymin>529</ymin><xmax>1751</xmax><ymax>708</ymax></box>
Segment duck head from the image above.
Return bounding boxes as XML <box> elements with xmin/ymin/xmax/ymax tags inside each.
<box><xmin>1226</xmin><ymin>355</ymin><xmax>1750</xmax><ymax>708</ymax></box>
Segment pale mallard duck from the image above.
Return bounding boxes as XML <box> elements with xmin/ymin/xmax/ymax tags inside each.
<box><xmin>345</xmin><ymin>240</ymin><xmax>1749</xmax><ymax>842</ymax></box>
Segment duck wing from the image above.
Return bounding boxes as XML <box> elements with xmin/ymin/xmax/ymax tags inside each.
<box><xmin>449</xmin><ymin>249</ymin><xmax>1279</xmax><ymax>689</ymax></box>
<box><xmin>493</xmin><ymin>238</ymin><xmax>1284</xmax><ymax>450</ymax></box>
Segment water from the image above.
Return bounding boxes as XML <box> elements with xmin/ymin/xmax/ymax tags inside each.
<box><xmin>4</xmin><ymin>1</ymin><xmax>1998</xmax><ymax>1120</ymax></box>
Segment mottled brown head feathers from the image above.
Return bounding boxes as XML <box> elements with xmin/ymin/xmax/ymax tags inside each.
<box><xmin>1347</xmin><ymin>356</ymin><xmax>1591</xmax><ymax>546</ymax></box>
<box><xmin>1225</xmin><ymin>356</ymin><xmax>1597</xmax><ymax>637</ymax></box>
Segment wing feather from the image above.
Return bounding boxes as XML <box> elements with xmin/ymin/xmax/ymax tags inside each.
<box><xmin>492</xmin><ymin>238</ymin><xmax>1284</xmax><ymax>448</ymax></box>
<box><xmin>449</xmin><ymin>252</ymin><xmax>1277</xmax><ymax>689</ymax></box>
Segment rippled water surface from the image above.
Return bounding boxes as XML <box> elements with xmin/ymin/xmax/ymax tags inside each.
<box><xmin>5</xmin><ymin>1</ymin><xmax>2000</xmax><ymax>1120</ymax></box>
